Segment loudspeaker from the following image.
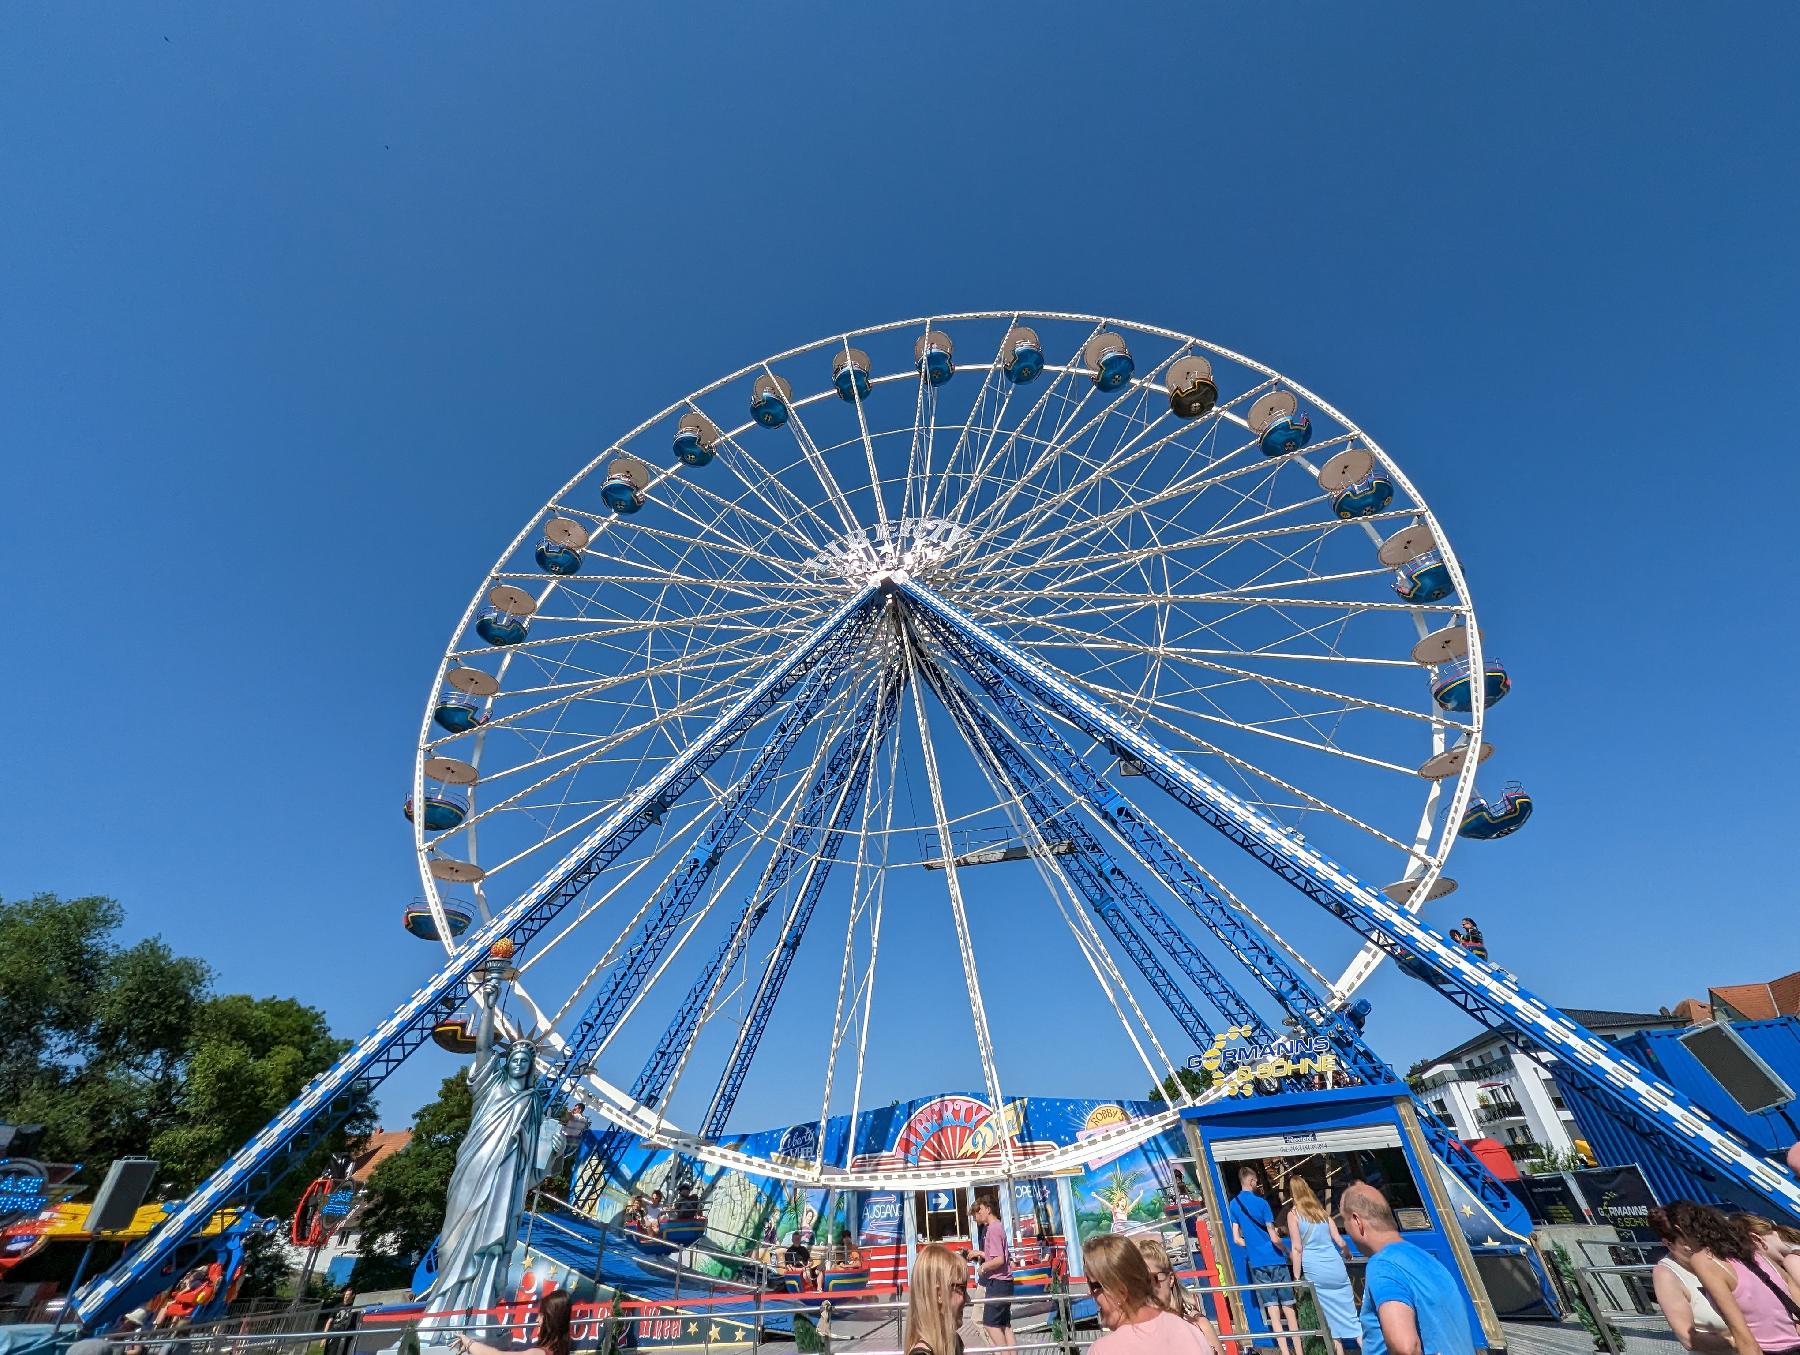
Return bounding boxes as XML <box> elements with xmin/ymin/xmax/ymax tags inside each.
<box><xmin>1679</xmin><ymin>1022</ymin><xmax>1795</xmax><ymax>1116</ymax></box>
<box><xmin>87</xmin><ymin>1158</ymin><xmax>161</xmax><ymax>1233</ymax></box>
<box><xmin>0</xmin><ymin>1123</ymin><xmax>46</xmax><ymax>1158</ymax></box>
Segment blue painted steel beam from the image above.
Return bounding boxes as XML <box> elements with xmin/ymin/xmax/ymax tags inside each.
<box><xmin>698</xmin><ymin>677</ymin><xmax>907</xmax><ymax>1141</ymax></box>
<box><xmin>921</xmin><ymin>614</ymin><xmax>1379</xmax><ymax>1068</ymax></box>
<box><xmin>70</xmin><ymin>588</ymin><xmax>881</xmax><ymax>1329</ymax></box>
<box><xmin>898</xmin><ymin>577</ymin><xmax>1800</xmax><ymax>1220</ymax></box>
<box><xmin>916</xmin><ymin>603</ymin><xmax>1575</xmax><ymax>1228</ymax></box>
<box><xmin>915</xmin><ymin>656</ymin><xmax>1223</xmax><ymax>1048</ymax></box>
<box><xmin>547</xmin><ymin>626</ymin><xmax>879</xmax><ymax>1095</ymax></box>
<box><xmin>577</xmin><ymin>673</ymin><xmax>904</xmax><ymax>1198</ymax></box>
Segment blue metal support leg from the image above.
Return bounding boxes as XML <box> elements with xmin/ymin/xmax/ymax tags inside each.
<box><xmin>547</xmin><ymin>622</ymin><xmax>879</xmax><ymax>1096</ymax></box>
<box><xmin>898</xmin><ymin>577</ymin><xmax>1800</xmax><ymax>1220</ymax></box>
<box><xmin>699</xmin><ymin>675</ymin><xmax>907</xmax><ymax>1140</ymax></box>
<box><xmin>576</xmin><ymin>673</ymin><xmax>904</xmax><ymax>1200</ymax></box>
<box><xmin>914</xmin><ymin>655</ymin><xmax>1223</xmax><ymax>1048</ymax></box>
<box><xmin>70</xmin><ymin>588</ymin><xmax>880</xmax><ymax>1329</ymax></box>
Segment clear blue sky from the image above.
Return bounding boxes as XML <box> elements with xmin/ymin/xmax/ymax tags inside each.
<box><xmin>4</xmin><ymin>5</ymin><xmax>1798</xmax><ymax>1133</ymax></box>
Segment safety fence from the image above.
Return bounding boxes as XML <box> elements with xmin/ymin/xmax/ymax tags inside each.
<box><xmin>66</xmin><ymin>1274</ymin><xmax>1333</xmax><ymax>1355</ymax></box>
<box><xmin>1554</xmin><ymin>1250</ymin><xmax>1687</xmax><ymax>1355</ymax></box>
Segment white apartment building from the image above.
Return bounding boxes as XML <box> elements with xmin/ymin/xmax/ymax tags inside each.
<box><xmin>1409</xmin><ymin>1008</ymin><xmax>1684</xmax><ymax>1166</ymax></box>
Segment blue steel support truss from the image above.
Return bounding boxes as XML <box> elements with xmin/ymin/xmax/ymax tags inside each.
<box><xmin>70</xmin><ymin>588</ymin><xmax>880</xmax><ymax>1329</ymax></box>
<box><xmin>899</xmin><ymin>578</ymin><xmax>1800</xmax><ymax>1220</ymax></box>
<box><xmin>546</xmin><ymin>625</ymin><xmax>877</xmax><ymax>1096</ymax></box>
<box><xmin>921</xmin><ymin>616</ymin><xmax>1381</xmax><ymax>1074</ymax></box>
<box><xmin>577</xmin><ymin>672</ymin><xmax>904</xmax><ymax>1200</ymax></box>
<box><xmin>698</xmin><ymin>674</ymin><xmax>907</xmax><ymax>1141</ymax></box>
<box><xmin>914</xmin><ymin>655</ymin><xmax>1221</xmax><ymax>1048</ymax></box>
<box><xmin>922</xmin><ymin>626</ymin><xmax>1526</xmax><ymax>1221</ymax></box>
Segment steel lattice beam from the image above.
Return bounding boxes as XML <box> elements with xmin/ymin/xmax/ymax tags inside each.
<box><xmin>577</xmin><ymin>672</ymin><xmax>904</xmax><ymax>1198</ymax></box>
<box><xmin>547</xmin><ymin>617</ymin><xmax>876</xmax><ymax>1094</ymax></box>
<box><xmin>70</xmin><ymin>587</ymin><xmax>881</xmax><ymax>1329</ymax></box>
<box><xmin>899</xmin><ymin>576</ymin><xmax>1800</xmax><ymax>1220</ymax></box>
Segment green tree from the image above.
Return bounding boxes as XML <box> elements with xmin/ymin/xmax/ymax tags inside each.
<box><xmin>350</xmin><ymin>1073</ymin><xmax>474</xmax><ymax>1289</ymax></box>
<box><xmin>1148</xmin><ymin>1066</ymin><xmax>1213</xmax><ymax>1103</ymax></box>
<box><xmin>0</xmin><ymin>893</ymin><xmax>366</xmax><ymax>1218</ymax></box>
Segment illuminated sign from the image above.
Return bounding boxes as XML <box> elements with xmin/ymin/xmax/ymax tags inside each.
<box><xmin>1187</xmin><ymin>1026</ymin><xmax>1340</xmax><ymax>1098</ymax></box>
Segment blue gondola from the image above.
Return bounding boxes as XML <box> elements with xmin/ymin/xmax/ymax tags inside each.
<box><xmin>404</xmin><ymin>784</ymin><xmax>469</xmax><ymax>832</ymax></box>
<box><xmin>433</xmin><ymin>687</ymin><xmax>484</xmax><ymax>733</ymax></box>
<box><xmin>602</xmin><ymin>475</ymin><xmax>643</xmax><ymax>514</ymax></box>
<box><xmin>1003</xmin><ymin>326</ymin><xmax>1044</xmax><ymax>384</ymax></box>
<box><xmin>1431</xmin><ymin>656</ymin><xmax>1511</xmax><ymax>713</ymax></box>
<box><xmin>1083</xmin><ymin>331</ymin><xmax>1134</xmax><ymax>392</ymax></box>
<box><xmin>658</xmin><ymin>1216</ymin><xmax>707</xmax><ymax>1247</ymax></box>
<box><xmin>751</xmin><ymin>373</ymin><xmax>792</xmax><ymax>427</ymax></box>
<box><xmin>915</xmin><ymin>330</ymin><xmax>955</xmax><ymax>386</ymax></box>
<box><xmin>1167</xmin><ymin>355</ymin><xmax>1218</xmax><ymax>418</ymax></box>
<box><xmin>1346</xmin><ymin>998</ymin><xmax>1373</xmax><ymax>1031</ymax></box>
<box><xmin>403</xmin><ymin>901</ymin><xmax>473</xmax><ymax>941</ymax></box>
<box><xmin>1459</xmin><ymin>782</ymin><xmax>1534</xmax><ymax>840</ymax></box>
<box><xmin>1260</xmin><ymin>411</ymin><xmax>1313</xmax><ymax>456</ymax></box>
<box><xmin>1393</xmin><ymin>549</ymin><xmax>1454</xmax><ymax>603</ymax></box>
<box><xmin>475</xmin><ymin>606</ymin><xmax>529</xmax><ymax>646</ymax></box>
<box><xmin>1010</xmin><ymin>1263</ymin><xmax>1054</xmax><ymax>1295</ymax></box>
<box><xmin>833</xmin><ymin>348</ymin><xmax>872</xmax><ymax>402</ymax></box>
<box><xmin>535</xmin><ymin>538</ymin><xmax>582</xmax><ymax>574</ymax></box>
<box><xmin>1332</xmin><ymin>471</ymin><xmax>1395</xmax><ymax>519</ymax></box>
<box><xmin>673</xmin><ymin>412</ymin><xmax>720</xmax><ymax>467</ymax></box>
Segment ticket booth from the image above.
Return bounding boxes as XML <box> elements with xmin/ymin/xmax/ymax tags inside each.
<box><xmin>1181</xmin><ymin>1084</ymin><xmax>1504</xmax><ymax>1352</ymax></box>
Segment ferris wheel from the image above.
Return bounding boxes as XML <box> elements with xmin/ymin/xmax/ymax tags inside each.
<box><xmin>403</xmin><ymin>311</ymin><xmax>1523</xmax><ymax>1188</ymax></box>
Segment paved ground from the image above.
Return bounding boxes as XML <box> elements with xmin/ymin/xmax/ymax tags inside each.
<box><xmin>1499</xmin><ymin>1316</ymin><xmax>1681</xmax><ymax>1353</ymax></box>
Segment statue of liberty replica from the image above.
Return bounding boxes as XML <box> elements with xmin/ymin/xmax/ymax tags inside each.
<box><xmin>420</xmin><ymin>939</ymin><xmax>564</xmax><ymax>1334</ymax></box>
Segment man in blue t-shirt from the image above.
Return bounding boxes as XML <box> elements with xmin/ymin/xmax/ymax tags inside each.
<box><xmin>1229</xmin><ymin>1165</ymin><xmax>1298</xmax><ymax>1355</ymax></box>
<box><xmin>1339</xmin><ymin>1184</ymin><xmax>1476</xmax><ymax>1355</ymax></box>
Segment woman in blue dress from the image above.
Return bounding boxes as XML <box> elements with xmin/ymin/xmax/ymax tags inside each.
<box><xmin>1286</xmin><ymin>1177</ymin><xmax>1359</xmax><ymax>1354</ymax></box>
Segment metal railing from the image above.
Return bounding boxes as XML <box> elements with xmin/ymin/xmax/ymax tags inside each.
<box><xmin>64</xmin><ymin>1275</ymin><xmax>1330</xmax><ymax>1355</ymax></box>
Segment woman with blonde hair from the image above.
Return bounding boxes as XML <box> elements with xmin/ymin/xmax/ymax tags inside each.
<box><xmin>1085</xmin><ymin>1234</ymin><xmax>1217</xmax><ymax>1355</ymax></box>
<box><xmin>905</xmin><ymin>1243</ymin><xmax>968</xmax><ymax>1355</ymax></box>
<box><xmin>1283</xmin><ymin>1178</ymin><xmax>1356</xmax><ymax>1355</ymax></box>
<box><xmin>1131</xmin><ymin>1235</ymin><xmax>1221</xmax><ymax>1353</ymax></box>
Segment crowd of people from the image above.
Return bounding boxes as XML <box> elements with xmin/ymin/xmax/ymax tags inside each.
<box><xmin>1651</xmin><ymin>1200</ymin><xmax>1800</xmax><ymax>1355</ymax></box>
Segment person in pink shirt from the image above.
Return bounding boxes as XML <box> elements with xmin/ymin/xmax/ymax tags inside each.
<box><xmin>971</xmin><ymin>1194</ymin><xmax>1015</xmax><ymax>1350</ymax></box>
<box><xmin>1084</xmin><ymin>1235</ymin><xmax>1221</xmax><ymax>1355</ymax></box>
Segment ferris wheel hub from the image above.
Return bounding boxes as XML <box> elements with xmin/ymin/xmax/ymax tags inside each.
<box><xmin>802</xmin><ymin>515</ymin><xmax>973</xmax><ymax>585</ymax></box>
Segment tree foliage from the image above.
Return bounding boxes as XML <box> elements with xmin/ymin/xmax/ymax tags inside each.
<box><xmin>1147</xmin><ymin>1066</ymin><xmax>1213</xmax><ymax>1104</ymax></box>
<box><xmin>350</xmin><ymin>1072</ymin><xmax>474</xmax><ymax>1290</ymax></box>
<box><xmin>0</xmin><ymin>892</ymin><xmax>368</xmax><ymax>1215</ymax></box>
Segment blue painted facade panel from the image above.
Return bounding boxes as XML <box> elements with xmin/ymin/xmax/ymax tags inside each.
<box><xmin>1555</xmin><ymin>1018</ymin><xmax>1800</xmax><ymax>1211</ymax></box>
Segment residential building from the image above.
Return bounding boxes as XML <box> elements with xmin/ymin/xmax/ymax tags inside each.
<box><xmin>1409</xmin><ymin>1008</ymin><xmax>1685</xmax><ymax>1166</ymax></box>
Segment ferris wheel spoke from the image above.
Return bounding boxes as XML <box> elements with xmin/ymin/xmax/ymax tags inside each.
<box><xmin>964</xmin><ymin>359</ymin><xmax>1293</xmax><ymax>566</ymax></box>
<box><xmin>661</xmin><ymin>470</ymin><xmax>833</xmax><ymax>567</ymax></box>
<box><xmin>900</xmin><ymin>652</ymin><xmax>1011</xmax><ymax>1162</ymax></box>
<box><xmin>427</xmin><ymin>639</ymin><xmax>790</xmax><ymax>755</ymax></box>
<box><xmin>968</xmin><ymin>358</ymin><xmax>1216</xmax><ymax>560</ymax></box>
<box><xmin>953</xmin><ymin>446</ymin><xmax>1310</xmax><ymax>586</ymax></box>
<box><xmin>948</xmin><ymin>322</ymin><xmax>1108</xmax><ymax>527</ymax></box>
<box><xmin>1044</xmin><ymin>670</ymin><xmax>1427</xmax><ymax>857</ymax></box>
<box><xmin>930</xmin><ymin>663</ymin><xmax>1193</xmax><ymax>1089</ymax></box>
<box><xmin>917</xmin><ymin>318</ymin><xmax>1020</xmax><ymax>526</ymax></box>
<box><xmin>979</xmin><ymin>478</ymin><xmax>1390</xmax><ymax>594</ymax></box>
<box><xmin>766</xmin><ymin>374</ymin><xmax>865</xmax><ymax>540</ymax></box>
<box><xmin>993</xmin><ymin>619</ymin><xmax>1451</xmax><ymax>731</ymax></box>
<box><xmin>703</xmin><ymin>427</ymin><xmax>848</xmax><ymax>549</ymax></box>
